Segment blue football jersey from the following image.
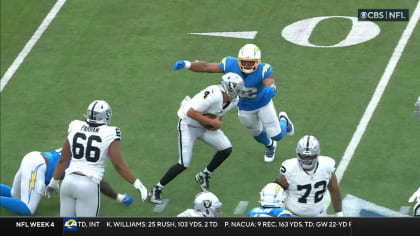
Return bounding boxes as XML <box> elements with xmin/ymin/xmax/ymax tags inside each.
<box><xmin>44</xmin><ymin>149</ymin><xmax>68</xmax><ymax>185</ymax></box>
<box><xmin>220</xmin><ymin>56</ymin><xmax>273</xmax><ymax>111</ymax></box>
<box><xmin>248</xmin><ymin>207</ymin><xmax>293</xmax><ymax>217</ymax></box>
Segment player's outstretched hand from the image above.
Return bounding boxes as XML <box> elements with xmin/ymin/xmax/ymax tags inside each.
<box><xmin>118</xmin><ymin>193</ymin><xmax>133</xmax><ymax>206</ymax></box>
<box><xmin>133</xmin><ymin>179</ymin><xmax>148</xmax><ymax>202</ymax></box>
<box><xmin>45</xmin><ymin>178</ymin><xmax>59</xmax><ymax>199</ymax></box>
<box><xmin>173</xmin><ymin>60</ymin><xmax>191</xmax><ymax>70</ymax></box>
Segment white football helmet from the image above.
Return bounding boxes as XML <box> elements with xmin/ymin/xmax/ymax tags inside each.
<box><xmin>237</xmin><ymin>44</ymin><xmax>261</xmax><ymax>74</ymax></box>
<box><xmin>220</xmin><ymin>72</ymin><xmax>244</xmax><ymax>99</ymax></box>
<box><xmin>296</xmin><ymin>135</ymin><xmax>320</xmax><ymax>170</ymax></box>
<box><xmin>193</xmin><ymin>192</ymin><xmax>222</xmax><ymax>217</ymax></box>
<box><xmin>86</xmin><ymin>100</ymin><xmax>112</xmax><ymax>125</ymax></box>
<box><xmin>415</xmin><ymin>96</ymin><xmax>420</xmax><ymax>120</ymax></box>
<box><xmin>259</xmin><ymin>183</ymin><xmax>286</xmax><ymax>208</ymax></box>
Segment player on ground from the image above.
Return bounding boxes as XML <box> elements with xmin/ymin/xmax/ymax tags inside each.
<box><xmin>276</xmin><ymin>135</ymin><xmax>343</xmax><ymax>217</ymax></box>
<box><xmin>177</xmin><ymin>192</ymin><xmax>222</xmax><ymax>217</ymax></box>
<box><xmin>409</xmin><ymin>97</ymin><xmax>420</xmax><ymax>216</ymax></box>
<box><xmin>248</xmin><ymin>182</ymin><xmax>293</xmax><ymax>217</ymax></box>
<box><xmin>149</xmin><ymin>73</ymin><xmax>244</xmax><ymax>204</ymax></box>
<box><xmin>0</xmin><ymin>149</ymin><xmax>132</xmax><ymax>216</ymax></box>
<box><xmin>173</xmin><ymin>43</ymin><xmax>294</xmax><ymax>162</ymax></box>
<box><xmin>45</xmin><ymin>100</ymin><xmax>147</xmax><ymax>216</ymax></box>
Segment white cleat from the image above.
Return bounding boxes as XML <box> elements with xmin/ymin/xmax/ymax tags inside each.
<box><xmin>279</xmin><ymin>112</ymin><xmax>294</xmax><ymax>136</ymax></box>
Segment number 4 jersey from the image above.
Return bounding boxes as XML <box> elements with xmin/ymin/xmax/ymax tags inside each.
<box><xmin>280</xmin><ymin>156</ymin><xmax>336</xmax><ymax>217</ymax></box>
<box><xmin>65</xmin><ymin>120</ymin><xmax>121</xmax><ymax>184</ymax></box>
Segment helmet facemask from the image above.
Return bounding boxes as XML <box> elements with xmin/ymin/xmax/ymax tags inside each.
<box><xmin>238</xmin><ymin>44</ymin><xmax>261</xmax><ymax>74</ymax></box>
<box><xmin>296</xmin><ymin>135</ymin><xmax>320</xmax><ymax>170</ymax></box>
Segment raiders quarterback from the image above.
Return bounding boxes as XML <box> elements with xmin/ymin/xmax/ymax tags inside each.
<box><xmin>276</xmin><ymin>135</ymin><xmax>343</xmax><ymax>217</ymax></box>
<box><xmin>45</xmin><ymin>100</ymin><xmax>148</xmax><ymax>216</ymax></box>
<box><xmin>149</xmin><ymin>73</ymin><xmax>244</xmax><ymax>204</ymax></box>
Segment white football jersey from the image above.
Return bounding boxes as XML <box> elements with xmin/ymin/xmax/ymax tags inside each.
<box><xmin>65</xmin><ymin>120</ymin><xmax>121</xmax><ymax>184</ymax></box>
<box><xmin>280</xmin><ymin>156</ymin><xmax>336</xmax><ymax>217</ymax></box>
<box><xmin>177</xmin><ymin>85</ymin><xmax>238</xmax><ymax>127</ymax></box>
<box><xmin>177</xmin><ymin>209</ymin><xmax>205</xmax><ymax>217</ymax></box>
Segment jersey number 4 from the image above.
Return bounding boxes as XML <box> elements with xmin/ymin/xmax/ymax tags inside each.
<box><xmin>297</xmin><ymin>180</ymin><xmax>327</xmax><ymax>203</ymax></box>
<box><xmin>72</xmin><ymin>133</ymin><xmax>102</xmax><ymax>162</ymax></box>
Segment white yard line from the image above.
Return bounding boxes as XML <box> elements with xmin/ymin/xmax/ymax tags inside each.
<box><xmin>0</xmin><ymin>0</ymin><xmax>67</xmax><ymax>92</ymax></box>
<box><xmin>326</xmin><ymin>1</ymin><xmax>420</xmax><ymax>209</ymax></box>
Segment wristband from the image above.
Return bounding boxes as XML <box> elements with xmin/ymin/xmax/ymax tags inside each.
<box><xmin>184</xmin><ymin>60</ymin><xmax>191</xmax><ymax>69</ymax></box>
<box><xmin>117</xmin><ymin>193</ymin><xmax>124</xmax><ymax>203</ymax></box>
<box><xmin>336</xmin><ymin>211</ymin><xmax>343</xmax><ymax>217</ymax></box>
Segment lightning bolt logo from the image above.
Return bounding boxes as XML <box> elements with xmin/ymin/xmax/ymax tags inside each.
<box><xmin>28</xmin><ymin>163</ymin><xmax>43</xmax><ymax>203</ymax></box>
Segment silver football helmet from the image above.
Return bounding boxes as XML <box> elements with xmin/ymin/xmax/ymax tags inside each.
<box><xmin>296</xmin><ymin>135</ymin><xmax>320</xmax><ymax>170</ymax></box>
<box><xmin>86</xmin><ymin>100</ymin><xmax>112</xmax><ymax>125</ymax></box>
<box><xmin>415</xmin><ymin>96</ymin><xmax>420</xmax><ymax>120</ymax></box>
<box><xmin>193</xmin><ymin>192</ymin><xmax>222</xmax><ymax>217</ymax></box>
<box><xmin>220</xmin><ymin>72</ymin><xmax>244</xmax><ymax>99</ymax></box>
<box><xmin>237</xmin><ymin>44</ymin><xmax>261</xmax><ymax>74</ymax></box>
<box><xmin>259</xmin><ymin>183</ymin><xmax>286</xmax><ymax>208</ymax></box>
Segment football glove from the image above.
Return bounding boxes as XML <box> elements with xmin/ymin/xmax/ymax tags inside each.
<box><xmin>133</xmin><ymin>178</ymin><xmax>148</xmax><ymax>202</ymax></box>
<box><xmin>45</xmin><ymin>178</ymin><xmax>59</xmax><ymax>199</ymax></box>
<box><xmin>117</xmin><ymin>193</ymin><xmax>133</xmax><ymax>206</ymax></box>
<box><xmin>262</xmin><ymin>85</ymin><xmax>276</xmax><ymax>100</ymax></box>
<box><xmin>173</xmin><ymin>60</ymin><xmax>191</xmax><ymax>70</ymax></box>
<box><xmin>409</xmin><ymin>187</ymin><xmax>420</xmax><ymax>203</ymax></box>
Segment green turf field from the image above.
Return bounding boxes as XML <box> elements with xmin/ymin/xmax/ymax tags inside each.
<box><xmin>1</xmin><ymin>0</ymin><xmax>419</xmax><ymax>217</ymax></box>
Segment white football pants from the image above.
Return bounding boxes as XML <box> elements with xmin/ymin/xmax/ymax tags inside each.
<box><xmin>177</xmin><ymin>119</ymin><xmax>232</xmax><ymax>167</ymax></box>
<box><xmin>60</xmin><ymin>173</ymin><xmax>100</xmax><ymax>217</ymax></box>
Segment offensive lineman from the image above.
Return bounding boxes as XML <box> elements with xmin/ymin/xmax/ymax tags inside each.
<box><xmin>276</xmin><ymin>135</ymin><xmax>343</xmax><ymax>217</ymax></box>
<box><xmin>177</xmin><ymin>192</ymin><xmax>222</xmax><ymax>217</ymax></box>
<box><xmin>0</xmin><ymin>148</ymin><xmax>132</xmax><ymax>216</ymax></box>
<box><xmin>45</xmin><ymin>100</ymin><xmax>148</xmax><ymax>216</ymax></box>
<box><xmin>173</xmin><ymin>43</ymin><xmax>294</xmax><ymax>162</ymax></box>
<box><xmin>149</xmin><ymin>73</ymin><xmax>244</xmax><ymax>204</ymax></box>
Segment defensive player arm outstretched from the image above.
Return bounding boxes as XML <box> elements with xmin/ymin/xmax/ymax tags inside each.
<box><xmin>100</xmin><ymin>179</ymin><xmax>133</xmax><ymax>206</ymax></box>
<box><xmin>328</xmin><ymin>173</ymin><xmax>343</xmax><ymax>216</ymax></box>
<box><xmin>173</xmin><ymin>60</ymin><xmax>223</xmax><ymax>73</ymax></box>
<box><xmin>108</xmin><ymin>140</ymin><xmax>148</xmax><ymax>202</ymax></box>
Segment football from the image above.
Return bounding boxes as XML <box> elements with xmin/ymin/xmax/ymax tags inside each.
<box><xmin>200</xmin><ymin>114</ymin><xmax>218</xmax><ymax>129</ymax></box>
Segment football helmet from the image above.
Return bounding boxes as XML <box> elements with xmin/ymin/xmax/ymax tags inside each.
<box><xmin>237</xmin><ymin>44</ymin><xmax>261</xmax><ymax>74</ymax></box>
<box><xmin>415</xmin><ymin>96</ymin><xmax>420</xmax><ymax>120</ymax></box>
<box><xmin>86</xmin><ymin>100</ymin><xmax>112</xmax><ymax>125</ymax></box>
<box><xmin>259</xmin><ymin>183</ymin><xmax>286</xmax><ymax>208</ymax></box>
<box><xmin>193</xmin><ymin>192</ymin><xmax>222</xmax><ymax>217</ymax></box>
<box><xmin>296</xmin><ymin>135</ymin><xmax>320</xmax><ymax>170</ymax></box>
<box><xmin>220</xmin><ymin>72</ymin><xmax>244</xmax><ymax>99</ymax></box>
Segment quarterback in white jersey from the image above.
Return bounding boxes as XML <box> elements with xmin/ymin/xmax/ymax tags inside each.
<box><xmin>276</xmin><ymin>135</ymin><xmax>342</xmax><ymax>217</ymax></box>
<box><xmin>177</xmin><ymin>192</ymin><xmax>222</xmax><ymax>217</ymax></box>
<box><xmin>45</xmin><ymin>100</ymin><xmax>148</xmax><ymax>217</ymax></box>
<box><xmin>150</xmin><ymin>73</ymin><xmax>244</xmax><ymax>204</ymax></box>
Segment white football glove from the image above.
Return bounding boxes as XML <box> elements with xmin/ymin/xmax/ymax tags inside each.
<box><xmin>133</xmin><ymin>178</ymin><xmax>147</xmax><ymax>202</ymax></box>
<box><xmin>408</xmin><ymin>187</ymin><xmax>420</xmax><ymax>203</ymax></box>
<box><xmin>45</xmin><ymin>178</ymin><xmax>60</xmax><ymax>199</ymax></box>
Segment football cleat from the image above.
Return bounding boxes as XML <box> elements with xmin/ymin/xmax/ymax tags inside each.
<box><xmin>279</xmin><ymin>112</ymin><xmax>294</xmax><ymax>136</ymax></box>
<box><xmin>264</xmin><ymin>140</ymin><xmax>277</xmax><ymax>162</ymax></box>
<box><xmin>195</xmin><ymin>171</ymin><xmax>211</xmax><ymax>192</ymax></box>
<box><xmin>149</xmin><ymin>185</ymin><xmax>163</xmax><ymax>204</ymax></box>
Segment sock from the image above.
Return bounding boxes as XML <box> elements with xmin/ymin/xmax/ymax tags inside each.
<box><xmin>159</xmin><ymin>163</ymin><xmax>186</xmax><ymax>186</ymax></box>
<box><xmin>0</xmin><ymin>197</ymin><xmax>32</xmax><ymax>216</ymax></box>
<box><xmin>272</xmin><ymin>119</ymin><xmax>288</xmax><ymax>141</ymax></box>
<box><xmin>254</xmin><ymin>130</ymin><xmax>271</xmax><ymax>146</ymax></box>
<box><xmin>206</xmin><ymin>147</ymin><xmax>232</xmax><ymax>173</ymax></box>
<box><xmin>0</xmin><ymin>184</ymin><xmax>12</xmax><ymax>197</ymax></box>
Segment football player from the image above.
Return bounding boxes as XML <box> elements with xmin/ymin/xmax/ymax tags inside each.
<box><xmin>173</xmin><ymin>43</ymin><xmax>294</xmax><ymax>162</ymax></box>
<box><xmin>275</xmin><ymin>135</ymin><xmax>343</xmax><ymax>217</ymax></box>
<box><xmin>409</xmin><ymin>187</ymin><xmax>420</xmax><ymax>216</ymax></box>
<box><xmin>415</xmin><ymin>96</ymin><xmax>420</xmax><ymax>120</ymax></box>
<box><xmin>248</xmin><ymin>183</ymin><xmax>293</xmax><ymax>217</ymax></box>
<box><xmin>177</xmin><ymin>192</ymin><xmax>222</xmax><ymax>217</ymax></box>
<box><xmin>149</xmin><ymin>73</ymin><xmax>244</xmax><ymax>204</ymax></box>
<box><xmin>45</xmin><ymin>100</ymin><xmax>148</xmax><ymax>216</ymax></box>
<box><xmin>0</xmin><ymin>149</ymin><xmax>133</xmax><ymax>216</ymax></box>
